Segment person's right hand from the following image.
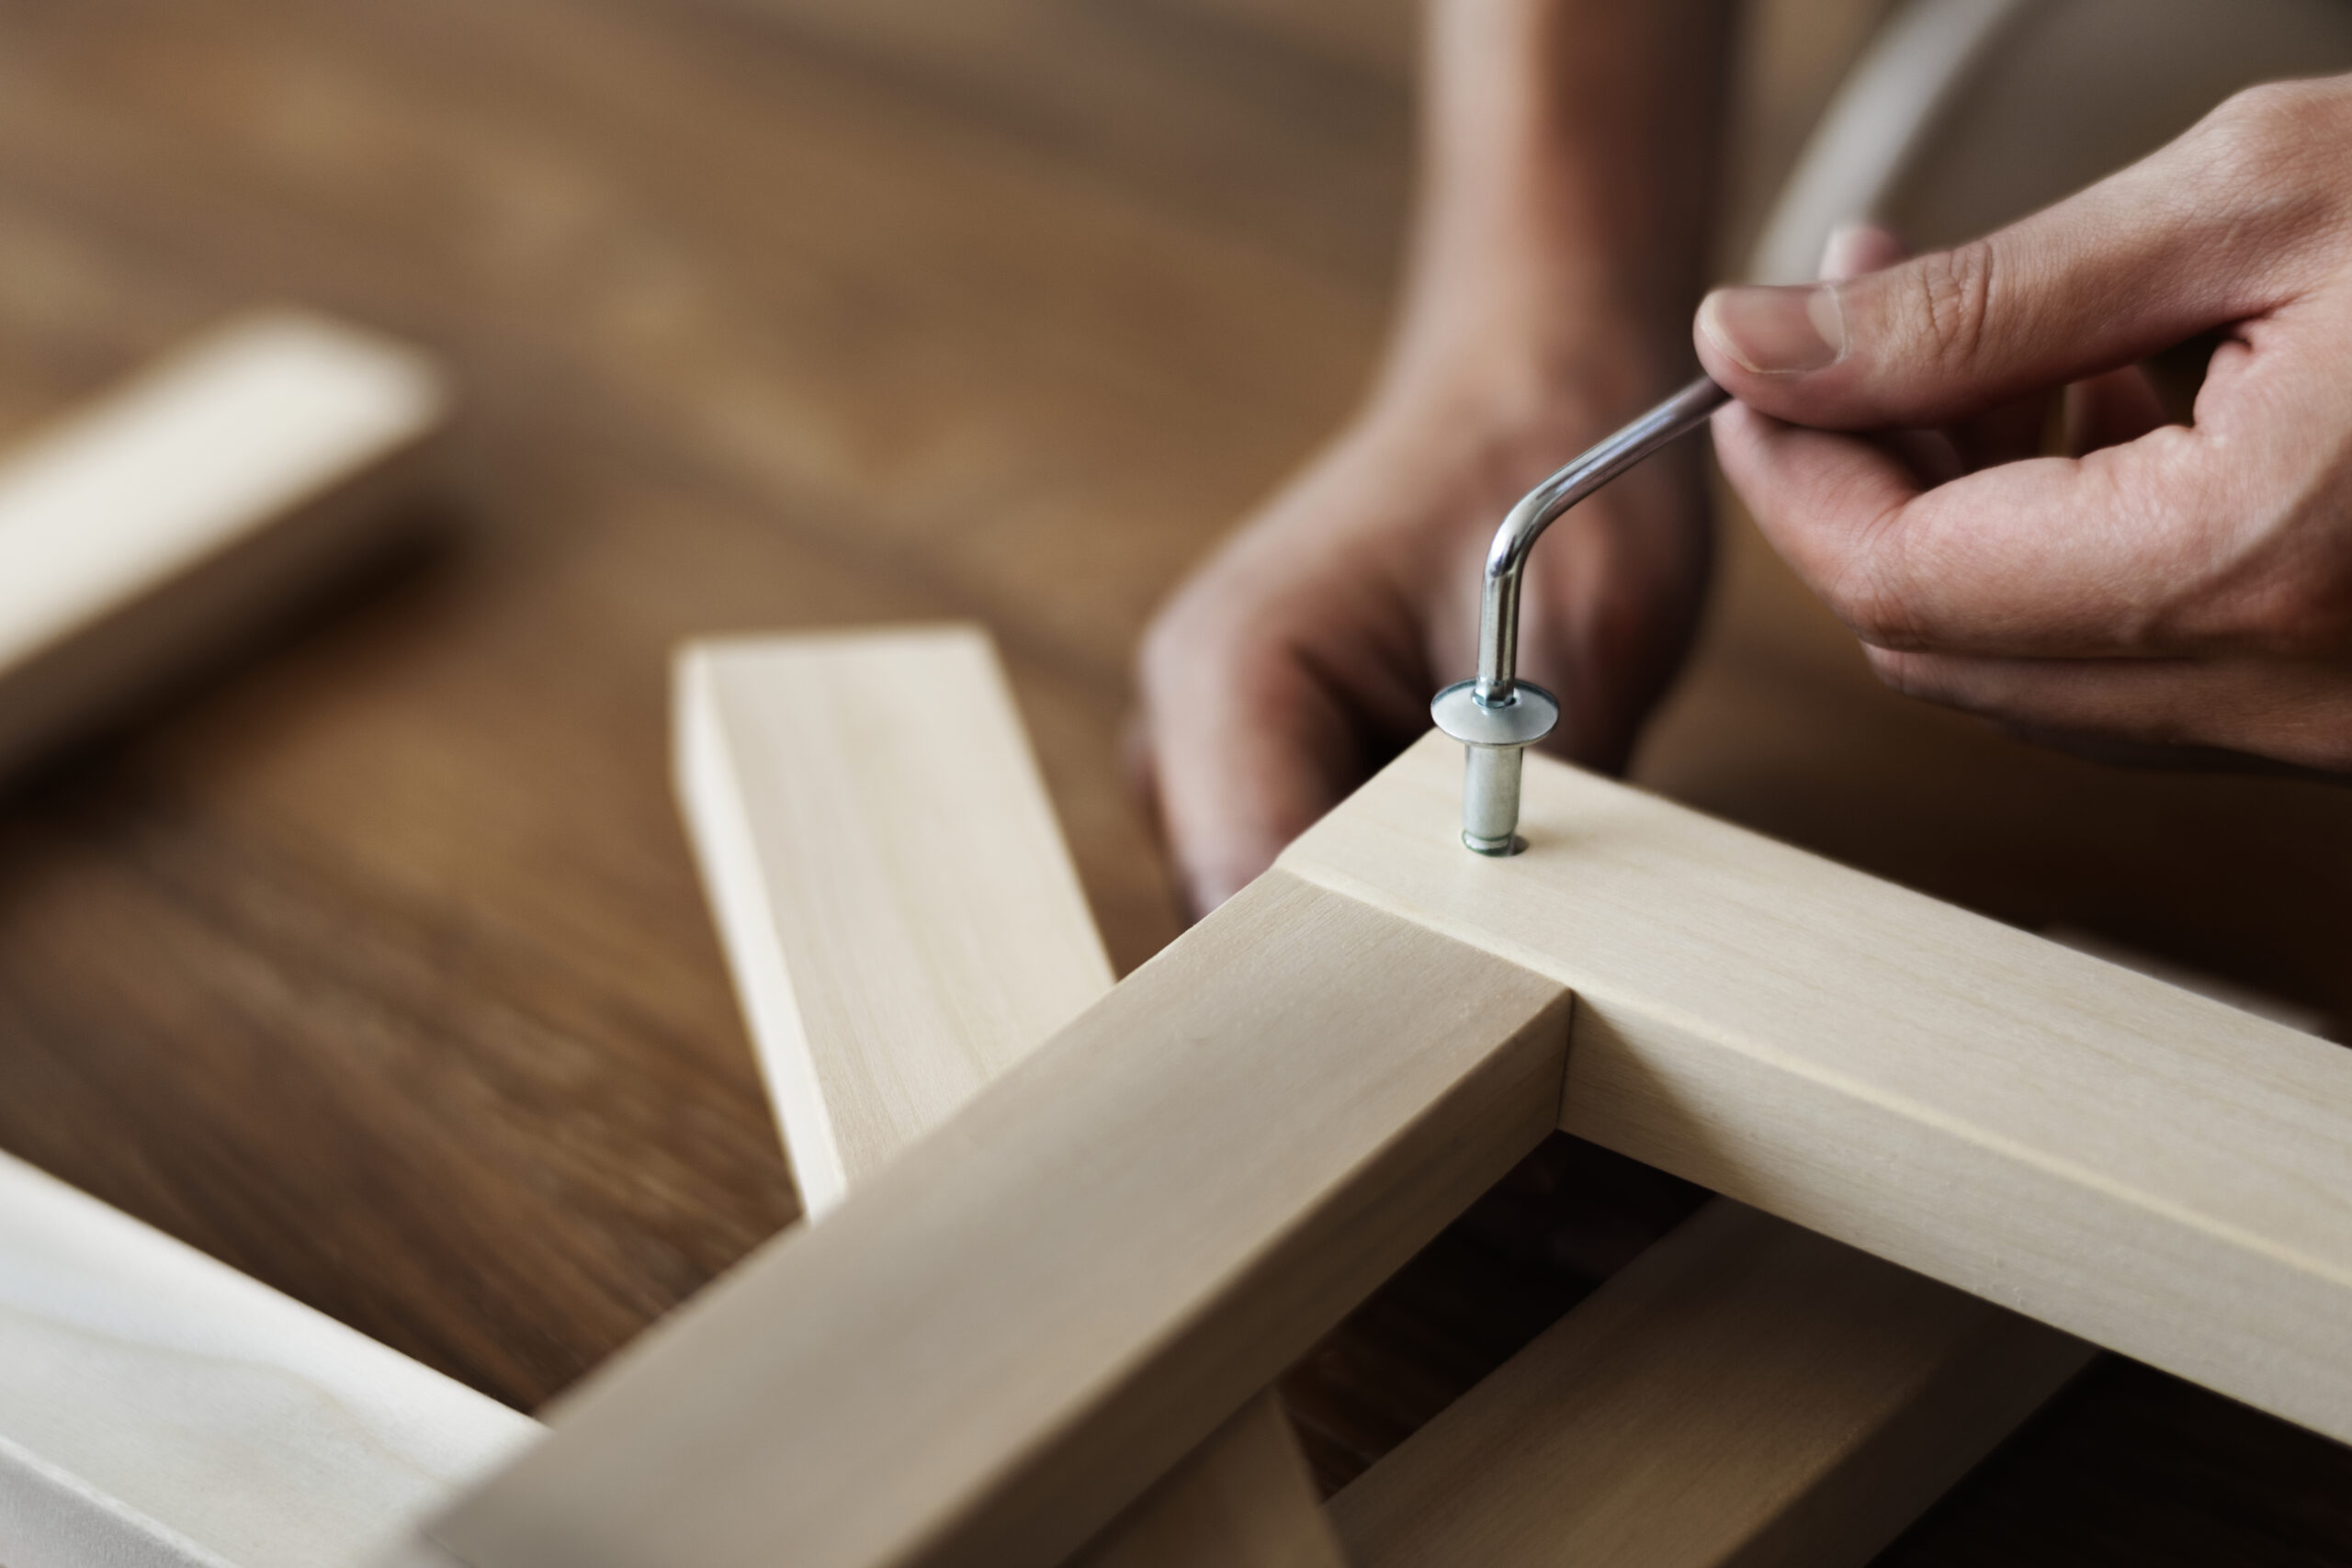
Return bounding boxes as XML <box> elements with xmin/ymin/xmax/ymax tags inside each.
<box><xmin>1697</xmin><ymin>78</ymin><xmax>2352</xmax><ymax>773</ymax></box>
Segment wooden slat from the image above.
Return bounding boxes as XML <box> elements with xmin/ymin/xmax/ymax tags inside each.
<box><xmin>1282</xmin><ymin>732</ymin><xmax>2352</xmax><ymax>1441</ymax></box>
<box><xmin>0</xmin><ymin>310</ymin><xmax>446</xmax><ymax>779</ymax></box>
<box><xmin>1329</xmin><ymin>1200</ymin><xmax>2091</xmax><ymax>1567</ymax></box>
<box><xmin>419</xmin><ymin>871</ymin><xmax>1572</xmax><ymax>1568</ymax></box>
<box><xmin>0</xmin><ymin>1149</ymin><xmax>536</xmax><ymax>1568</ymax></box>
<box><xmin>673</xmin><ymin>626</ymin><xmax>1340</xmax><ymax>1568</ymax></box>
<box><xmin>1323</xmin><ymin>899</ymin><xmax>2319</xmax><ymax>1568</ymax></box>
<box><xmin>416</xmin><ymin>721</ymin><xmax>2349</xmax><ymax>1567</ymax></box>
<box><xmin>673</xmin><ymin>627</ymin><xmax>1114</xmax><ymax>1215</ymax></box>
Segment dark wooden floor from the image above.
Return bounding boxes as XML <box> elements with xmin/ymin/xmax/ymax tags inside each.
<box><xmin>0</xmin><ymin>1</ymin><xmax>2345</xmax><ymax>1562</ymax></box>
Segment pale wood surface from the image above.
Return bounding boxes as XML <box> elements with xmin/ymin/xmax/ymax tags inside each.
<box><xmin>674</xmin><ymin>626</ymin><xmax>1114</xmax><ymax>1215</ymax></box>
<box><xmin>1283</xmin><ymin>734</ymin><xmax>2352</xmax><ymax>1443</ymax></box>
<box><xmin>1329</xmin><ymin>1200</ymin><xmax>2091</xmax><ymax>1568</ymax></box>
<box><xmin>0</xmin><ymin>310</ymin><xmax>445</xmax><ymax>779</ymax></box>
<box><xmin>426</xmin><ymin>872</ymin><xmax>1571</xmax><ymax>1568</ymax></box>
<box><xmin>0</xmin><ymin>3</ymin><xmax>2346</xmax><ymax>1562</ymax></box>
<box><xmin>673</xmin><ymin>625</ymin><xmax>1338</xmax><ymax>1568</ymax></box>
<box><xmin>0</xmin><ymin>1148</ymin><xmax>536</xmax><ymax>1568</ymax></box>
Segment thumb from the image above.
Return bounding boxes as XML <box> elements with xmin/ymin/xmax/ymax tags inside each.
<box><xmin>1695</xmin><ymin>93</ymin><xmax>2310</xmax><ymax>429</ymax></box>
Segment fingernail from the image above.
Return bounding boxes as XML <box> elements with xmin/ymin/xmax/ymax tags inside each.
<box><xmin>1700</xmin><ymin>284</ymin><xmax>1847</xmax><ymax>375</ymax></box>
<box><xmin>1816</xmin><ymin>221</ymin><xmax>1876</xmax><ymax>281</ymax></box>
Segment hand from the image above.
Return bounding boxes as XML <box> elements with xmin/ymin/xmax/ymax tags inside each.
<box><xmin>1696</xmin><ymin>79</ymin><xmax>2352</xmax><ymax>773</ymax></box>
<box><xmin>1133</xmin><ymin>0</ymin><xmax>1732</xmax><ymax>915</ymax></box>
<box><xmin>1136</xmin><ymin>351</ymin><xmax>1708</xmax><ymax>914</ymax></box>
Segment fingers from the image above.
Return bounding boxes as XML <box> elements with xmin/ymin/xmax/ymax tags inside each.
<box><xmin>1864</xmin><ymin>645</ymin><xmax>2352</xmax><ymax>773</ymax></box>
<box><xmin>1711</xmin><ymin>400</ymin><xmax>2219</xmax><ymax>657</ymax></box>
<box><xmin>1817</xmin><ymin>220</ymin><xmax>1905</xmax><ymax>283</ymax></box>
<box><xmin>2062</xmin><ymin>365</ymin><xmax>2170</xmax><ymax>456</ymax></box>
<box><xmin>1138</xmin><ymin>610</ymin><xmax>1371</xmax><ymax>916</ymax></box>
<box><xmin>1696</xmin><ymin>85</ymin><xmax>2336</xmax><ymax>429</ymax></box>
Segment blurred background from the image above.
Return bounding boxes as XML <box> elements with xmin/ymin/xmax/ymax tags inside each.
<box><xmin>0</xmin><ymin>0</ymin><xmax>2346</xmax><ymax>1561</ymax></box>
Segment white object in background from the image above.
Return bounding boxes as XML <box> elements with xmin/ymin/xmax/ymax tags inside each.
<box><xmin>0</xmin><ymin>309</ymin><xmax>447</xmax><ymax>776</ymax></box>
<box><xmin>1749</xmin><ymin>0</ymin><xmax>2028</xmax><ymax>282</ymax></box>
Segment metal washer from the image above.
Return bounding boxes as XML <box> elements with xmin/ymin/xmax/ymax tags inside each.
<box><xmin>1430</xmin><ymin>680</ymin><xmax>1559</xmax><ymax>750</ymax></box>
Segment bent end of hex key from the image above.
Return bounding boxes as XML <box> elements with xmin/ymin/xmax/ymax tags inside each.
<box><xmin>1430</xmin><ymin>375</ymin><xmax>1728</xmax><ymax>854</ymax></box>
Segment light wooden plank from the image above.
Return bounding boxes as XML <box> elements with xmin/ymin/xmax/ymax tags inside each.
<box><xmin>413</xmin><ymin>723</ymin><xmax>2352</xmax><ymax>1566</ymax></box>
<box><xmin>673</xmin><ymin>626</ymin><xmax>1114</xmax><ymax>1216</ymax></box>
<box><xmin>0</xmin><ymin>310</ymin><xmax>447</xmax><ymax>778</ymax></box>
<box><xmin>1281</xmin><ymin>732</ymin><xmax>2352</xmax><ymax>1442</ymax></box>
<box><xmin>673</xmin><ymin>626</ymin><xmax>1340</xmax><ymax>1568</ymax></box>
<box><xmin>1329</xmin><ymin>1199</ymin><xmax>2091</xmax><ymax>1568</ymax></box>
<box><xmin>0</xmin><ymin>1149</ymin><xmax>537</xmax><ymax>1568</ymax></box>
<box><xmin>419</xmin><ymin>871</ymin><xmax>1572</xmax><ymax>1568</ymax></box>
<box><xmin>1322</xmin><ymin>915</ymin><xmax>2326</xmax><ymax>1568</ymax></box>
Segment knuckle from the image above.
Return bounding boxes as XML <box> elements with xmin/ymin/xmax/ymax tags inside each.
<box><xmin>2238</xmin><ymin>555</ymin><xmax>2352</xmax><ymax>655</ymax></box>
<box><xmin>2209</xmin><ymin>80</ymin><xmax>2328</xmax><ymax>150</ymax></box>
<box><xmin>1818</xmin><ymin>520</ymin><xmax>1931</xmax><ymax>649</ymax></box>
<box><xmin>1905</xmin><ymin>242</ymin><xmax>2000</xmax><ymax>372</ymax></box>
<box><xmin>1827</xmin><ymin>579</ymin><xmax>1914</xmax><ymax>649</ymax></box>
<box><xmin>2191</xmin><ymin>81</ymin><xmax>2348</xmax><ymax>209</ymax></box>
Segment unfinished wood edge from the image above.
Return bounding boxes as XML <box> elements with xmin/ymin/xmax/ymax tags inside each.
<box><xmin>1280</xmin><ymin>735</ymin><xmax>2352</xmax><ymax>1440</ymax></box>
<box><xmin>1328</xmin><ymin>1200</ymin><xmax>2090</xmax><ymax>1568</ymax></box>
<box><xmin>371</xmin><ymin>1540</ymin><xmax>469</xmax><ymax>1568</ymax></box>
<box><xmin>0</xmin><ymin>1433</ymin><xmax>239</xmax><ymax>1568</ymax></box>
<box><xmin>0</xmin><ymin>310</ymin><xmax>454</xmax><ymax>782</ymax></box>
<box><xmin>0</xmin><ymin>1149</ymin><xmax>539</xmax><ymax>1568</ymax></box>
<box><xmin>421</xmin><ymin>874</ymin><xmax>1568</xmax><ymax>1568</ymax></box>
<box><xmin>1730</xmin><ymin>1305</ymin><xmax>2093</xmax><ymax>1568</ymax></box>
<box><xmin>0</xmin><ymin>308</ymin><xmax>450</xmax><ymax>664</ymax></box>
<box><xmin>673</xmin><ymin>644</ymin><xmax>852</xmax><ymax>1216</ymax></box>
<box><xmin>1074</xmin><ymin>1396</ymin><xmax>1340</xmax><ymax>1568</ymax></box>
<box><xmin>705</xmin><ymin>621</ymin><xmax>1114</xmax><ymax>998</ymax></box>
<box><xmin>679</xmin><ymin>626</ymin><xmax>1338</xmax><ymax>1568</ymax></box>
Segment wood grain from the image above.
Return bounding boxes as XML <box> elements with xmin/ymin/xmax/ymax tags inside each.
<box><xmin>0</xmin><ymin>310</ymin><xmax>444</xmax><ymax>780</ymax></box>
<box><xmin>673</xmin><ymin>626</ymin><xmax>1114</xmax><ymax>1215</ymax></box>
<box><xmin>1283</xmin><ymin>733</ymin><xmax>2352</xmax><ymax>1442</ymax></box>
<box><xmin>1329</xmin><ymin>1200</ymin><xmax>2090</xmax><ymax>1568</ymax></box>
<box><xmin>0</xmin><ymin>2</ymin><xmax>2342</xmax><ymax>1563</ymax></box>
<box><xmin>673</xmin><ymin>625</ymin><xmax>1338</xmax><ymax>1568</ymax></box>
<box><xmin>0</xmin><ymin>1148</ymin><xmax>536</xmax><ymax>1568</ymax></box>
<box><xmin>426</xmin><ymin>872</ymin><xmax>1571</xmax><ymax>1568</ymax></box>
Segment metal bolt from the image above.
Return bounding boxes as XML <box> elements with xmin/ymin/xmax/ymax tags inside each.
<box><xmin>1430</xmin><ymin>376</ymin><xmax>1728</xmax><ymax>853</ymax></box>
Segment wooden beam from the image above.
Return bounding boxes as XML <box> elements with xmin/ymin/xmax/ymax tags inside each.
<box><xmin>414</xmin><ymin>726</ymin><xmax>2350</xmax><ymax>1566</ymax></box>
<box><xmin>0</xmin><ymin>310</ymin><xmax>446</xmax><ymax>779</ymax></box>
<box><xmin>1281</xmin><ymin>732</ymin><xmax>2352</xmax><ymax>1442</ymax></box>
<box><xmin>420</xmin><ymin>870</ymin><xmax>1571</xmax><ymax>1568</ymax></box>
<box><xmin>0</xmin><ymin>1148</ymin><xmax>536</xmax><ymax>1568</ymax></box>
<box><xmin>673</xmin><ymin>627</ymin><xmax>1114</xmax><ymax>1216</ymax></box>
<box><xmin>1329</xmin><ymin>1199</ymin><xmax>2091</xmax><ymax>1567</ymax></box>
<box><xmin>1327</xmin><ymin>918</ymin><xmax>2352</xmax><ymax>1568</ymax></box>
<box><xmin>673</xmin><ymin>626</ymin><xmax>1341</xmax><ymax>1568</ymax></box>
